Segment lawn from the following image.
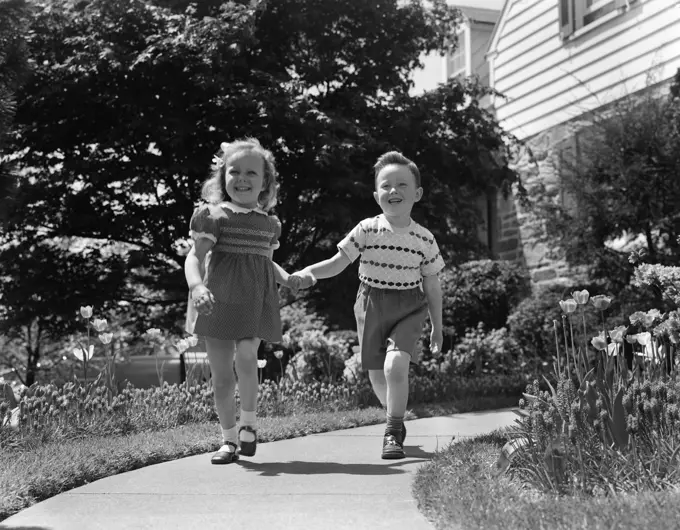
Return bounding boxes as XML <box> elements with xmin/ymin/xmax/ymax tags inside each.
<box><xmin>412</xmin><ymin>430</ymin><xmax>680</xmax><ymax>530</ymax></box>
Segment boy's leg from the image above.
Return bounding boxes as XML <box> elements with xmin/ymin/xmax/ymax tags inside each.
<box><xmin>368</xmin><ymin>369</ymin><xmax>387</xmax><ymax>407</ymax></box>
<box><xmin>205</xmin><ymin>338</ymin><xmax>238</xmax><ymax>463</ymax></box>
<box><xmin>381</xmin><ymin>349</ymin><xmax>410</xmax><ymax>459</ymax></box>
<box><xmin>234</xmin><ymin>337</ymin><xmax>261</xmax><ymax>456</ymax></box>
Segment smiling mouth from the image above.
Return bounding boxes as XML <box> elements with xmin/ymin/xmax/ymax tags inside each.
<box><xmin>388</xmin><ymin>198</ymin><xmax>403</xmax><ymax>204</ymax></box>
<box><xmin>235</xmin><ymin>186</ymin><xmax>251</xmax><ymax>192</ymax></box>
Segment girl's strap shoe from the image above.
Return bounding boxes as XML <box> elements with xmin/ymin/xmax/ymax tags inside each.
<box><xmin>211</xmin><ymin>441</ymin><xmax>239</xmax><ymax>465</ymax></box>
<box><xmin>238</xmin><ymin>426</ymin><xmax>257</xmax><ymax>457</ymax></box>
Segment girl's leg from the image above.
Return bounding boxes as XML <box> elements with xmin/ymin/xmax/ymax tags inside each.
<box><xmin>205</xmin><ymin>338</ymin><xmax>238</xmax><ymax>453</ymax></box>
<box><xmin>234</xmin><ymin>337</ymin><xmax>260</xmax><ymax>453</ymax></box>
<box><xmin>368</xmin><ymin>369</ymin><xmax>388</xmax><ymax>407</ymax></box>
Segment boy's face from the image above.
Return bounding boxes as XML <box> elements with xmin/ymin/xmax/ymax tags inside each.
<box><xmin>373</xmin><ymin>164</ymin><xmax>422</xmax><ymax>217</ymax></box>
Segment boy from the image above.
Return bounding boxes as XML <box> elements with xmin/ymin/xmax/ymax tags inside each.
<box><xmin>292</xmin><ymin>151</ymin><xmax>444</xmax><ymax>459</ymax></box>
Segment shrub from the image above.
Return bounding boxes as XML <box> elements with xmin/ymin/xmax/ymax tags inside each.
<box><xmin>440</xmin><ymin>259</ymin><xmax>529</xmax><ymax>343</ymax></box>
<box><xmin>440</xmin><ymin>324</ymin><xmax>525</xmax><ymax>377</ymax></box>
<box><xmin>506</xmin><ymin>283</ymin><xmax>570</xmax><ymax>366</ymax></box>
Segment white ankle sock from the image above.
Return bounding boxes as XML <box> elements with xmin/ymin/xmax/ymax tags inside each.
<box><xmin>221</xmin><ymin>426</ymin><xmax>238</xmax><ymax>451</ymax></box>
<box><xmin>239</xmin><ymin>410</ymin><xmax>257</xmax><ymax>443</ymax></box>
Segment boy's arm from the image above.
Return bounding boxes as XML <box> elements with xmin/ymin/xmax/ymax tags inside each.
<box><xmin>301</xmin><ymin>251</ymin><xmax>352</xmax><ymax>281</ymax></box>
<box><xmin>422</xmin><ymin>274</ymin><xmax>443</xmax><ymax>354</ymax></box>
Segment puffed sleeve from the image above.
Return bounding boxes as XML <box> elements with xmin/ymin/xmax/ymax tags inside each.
<box><xmin>420</xmin><ymin>230</ymin><xmax>445</xmax><ymax>277</ymax></box>
<box><xmin>269</xmin><ymin>215</ymin><xmax>282</xmax><ymax>250</ymax></box>
<box><xmin>189</xmin><ymin>204</ymin><xmax>221</xmax><ymax>244</ymax></box>
<box><xmin>337</xmin><ymin>221</ymin><xmax>367</xmax><ymax>263</ymax></box>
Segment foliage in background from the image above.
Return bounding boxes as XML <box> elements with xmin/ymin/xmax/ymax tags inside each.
<box><xmin>439</xmin><ymin>259</ymin><xmax>528</xmax><ymax>345</ymax></box>
<box><xmin>0</xmin><ymin>0</ymin><xmax>30</xmax><ymax>222</ymax></box>
<box><xmin>1</xmin><ymin>0</ymin><xmax>521</xmax><ymax>384</ymax></box>
<box><xmin>528</xmin><ymin>70</ymin><xmax>680</xmax><ymax>291</ymax></box>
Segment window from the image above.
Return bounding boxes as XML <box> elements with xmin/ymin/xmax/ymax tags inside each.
<box><xmin>559</xmin><ymin>0</ymin><xmax>633</xmax><ymax>40</ymax></box>
<box><xmin>447</xmin><ymin>28</ymin><xmax>468</xmax><ymax>79</ymax></box>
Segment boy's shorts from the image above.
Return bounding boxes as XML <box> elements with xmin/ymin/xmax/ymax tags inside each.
<box><xmin>353</xmin><ymin>283</ymin><xmax>429</xmax><ymax>370</ymax></box>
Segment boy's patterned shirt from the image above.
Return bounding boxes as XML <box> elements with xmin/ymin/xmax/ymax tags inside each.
<box><xmin>337</xmin><ymin>215</ymin><xmax>445</xmax><ymax>289</ymax></box>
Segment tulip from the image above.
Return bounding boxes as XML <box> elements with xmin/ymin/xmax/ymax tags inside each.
<box><xmin>80</xmin><ymin>306</ymin><xmax>93</xmax><ymax>319</ymax></box>
<box><xmin>145</xmin><ymin>328</ymin><xmax>162</xmax><ymax>339</ymax></box>
<box><xmin>99</xmin><ymin>332</ymin><xmax>113</xmax><ymax>345</ymax></box>
<box><xmin>257</xmin><ymin>359</ymin><xmax>267</xmax><ymax>369</ymax></box>
<box><xmin>591</xmin><ymin>334</ymin><xmax>607</xmax><ymax>350</ymax></box>
<box><xmin>176</xmin><ymin>339</ymin><xmax>190</xmax><ymax>353</ymax></box>
<box><xmin>636</xmin><ymin>332</ymin><xmax>652</xmax><ymax>346</ymax></box>
<box><xmin>559</xmin><ymin>299</ymin><xmax>578</xmax><ymax>314</ymax></box>
<box><xmin>73</xmin><ymin>345</ymin><xmax>95</xmax><ymax>362</ymax></box>
<box><xmin>590</xmin><ymin>295</ymin><xmax>612</xmax><ymax>310</ymax></box>
<box><xmin>186</xmin><ymin>336</ymin><xmax>199</xmax><ymax>347</ymax></box>
<box><xmin>92</xmin><ymin>318</ymin><xmax>107</xmax><ymax>332</ymax></box>
<box><xmin>643</xmin><ymin>309</ymin><xmax>662</xmax><ymax>329</ymax></box>
<box><xmin>608</xmin><ymin>325</ymin><xmax>627</xmax><ymax>343</ymax></box>
<box><xmin>572</xmin><ymin>290</ymin><xmax>590</xmax><ymax>305</ymax></box>
<box><xmin>629</xmin><ymin>311</ymin><xmax>645</xmax><ymax>326</ymax></box>
<box><xmin>274</xmin><ymin>350</ymin><xmax>284</xmax><ymax>360</ymax></box>
<box><xmin>625</xmin><ymin>333</ymin><xmax>639</xmax><ymax>344</ymax></box>
<box><xmin>607</xmin><ymin>343</ymin><xmax>619</xmax><ymax>357</ymax></box>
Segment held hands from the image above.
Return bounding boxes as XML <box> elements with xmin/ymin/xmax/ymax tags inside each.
<box><xmin>191</xmin><ymin>284</ymin><xmax>215</xmax><ymax>315</ymax></box>
<box><xmin>287</xmin><ymin>270</ymin><xmax>317</xmax><ymax>295</ymax></box>
<box><xmin>430</xmin><ymin>327</ymin><xmax>443</xmax><ymax>356</ymax></box>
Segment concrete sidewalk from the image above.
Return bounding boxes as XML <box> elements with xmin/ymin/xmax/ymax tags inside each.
<box><xmin>1</xmin><ymin>408</ymin><xmax>517</xmax><ymax>530</ymax></box>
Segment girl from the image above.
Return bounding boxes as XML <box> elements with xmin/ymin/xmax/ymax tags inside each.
<box><xmin>185</xmin><ymin>138</ymin><xmax>297</xmax><ymax>464</ymax></box>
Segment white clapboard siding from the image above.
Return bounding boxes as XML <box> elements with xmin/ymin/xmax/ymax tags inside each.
<box><xmin>490</xmin><ymin>0</ymin><xmax>680</xmax><ymax>141</ymax></box>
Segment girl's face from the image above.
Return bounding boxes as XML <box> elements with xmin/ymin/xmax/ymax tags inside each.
<box><xmin>223</xmin><ymin>150</ymin><xmax>265</xmax><ymax>209</ymax></box>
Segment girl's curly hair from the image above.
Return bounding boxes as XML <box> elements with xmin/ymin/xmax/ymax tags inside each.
<box><xmin>202</xmin><ymin>138</ymin><xmax>279</xmax><ymax>211</ymax></box>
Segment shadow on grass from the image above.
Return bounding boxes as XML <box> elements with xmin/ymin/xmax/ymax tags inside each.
<box><xmin>237</xmin><ymin>444</ymin><xmax>435</xmax><ymax>477</ymax></box>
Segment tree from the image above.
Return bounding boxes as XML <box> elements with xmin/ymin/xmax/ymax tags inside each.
<box><xmin>532</xmin><ymin>71</ymin><xmax>680</xmax><ymax>291</ymax></box>
<box><xmin>0</xmin><ymin>0</ymin><xmax>30</xmax><ymax>222</ymax></box>
<box><xmin>3</xmin><ymin>0</ymin><xmax>520</xmax><ymax>359</ymax></box>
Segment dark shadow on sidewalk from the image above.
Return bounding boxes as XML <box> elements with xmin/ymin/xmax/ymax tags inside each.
<box><xmin>238</xmin><ymin>445</ymin><xmax>435</xmax><ymax>477</ymax></box>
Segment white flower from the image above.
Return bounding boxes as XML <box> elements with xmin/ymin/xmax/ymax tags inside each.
<box><xmin>274</xmin><ymin>350</ymin><xmax>284</xmax><ymax>360</ymax></box>
<box><xmin>99</xmin><ymin>332</ymin><xmax>113</xmax><ymax>345</ymax></box>
<box><xmin>186</xmin><ymin>336</ymin><xmax>199</xmax><ymax>347</ymax></box>
<box><xmin>80</xmin><ymin>306</ymin><xmax>93</xmax><ymax>319</ymax></box>
<box><xmin>92</xmin><ymin>318</ymin><xmax>107</xmax><ymax>332</ymax></box>
<box><xmin>145</xmin><ymin>328</ymin><xmax>162</xmax><ymax>339</ymax></box>
<box><xmin>257</xmin><ymin>359</ymin><xmax>267</xmax><ymax>369</ymax></box>
<box><xmin>73</xmin><ymin>345</ymin><xmax>95</xmax><ymax>362</ymax></box>
<box><xmin>176</xmin><ymin>339</ymin><xmax>190</xmax><ymax>353</ymax></box>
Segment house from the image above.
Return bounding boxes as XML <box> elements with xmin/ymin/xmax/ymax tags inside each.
<box><xmin>410</xmin><ymin>1</ymin><xmax>504</xmax><ymax>253</ymax></box>
<box><xmin>485</xmin><ymin>0</ymin><xmax>680</xmax><ymax>285</ymax></box>
<box><xmin>411</xmin><ymin>0</ymin><xmax>503</xmax><ymax>98</ymax></box>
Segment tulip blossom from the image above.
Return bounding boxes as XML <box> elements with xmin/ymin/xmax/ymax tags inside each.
<box><xmin>590</xmin><ymin>295</ymin><xmax>612</xmax><ymax>310</ymax></box>
<box><xmin>591</xmin><ymin>334</ymin><xmax>607</xmax><ymax>350</ymax></box>
<box><xmin>274</xmin><ymin>350</ymin><xmax>284</xmax><ymax>360</ymax></box>
<box><xmin>572</xmin><ymin>290</ymin><xmax>590</xmax><ymax>305</ymax></box>
<box><xmin>99</xmin><ymin>332</ymin><xmax>113</xmax><ymax>345</ymax></box>
<box><xmin>145</xmin><ymin>328</ymin><xmax>162</xmax><ymax>339</ymax></box>
<box><xmin>559</xmin><ymin>299</ymin><xmax>578</xmax><ymax>314</ymax></box>
<box><xmin>186</xmin><ymin>336</ymin><xmax>199</xmax><ymax>347</ymax></box>
<box><xmin>629</xmin><ymin>311</ymin><xmax>645</xmax><ymax>326</ymax></box>
<box><xmin>175</xmin><ymin>339</ymin><xmax>190</xmax><ymax>353</ymax></box>
<box><xmin>80</xmin><ymin>306</ymin><xmax>93</xmax><ymax>319</ymax></box>
<box><xmin>257</xmin><ymin>359</ymin><xmax>267</xmax><ymax>369</ymax></box>
<box><xmin>92</xmin><ymin>318</ymin><xmax>108</xmax><ymax>332</ymax></box>
<box><xmin>643</xmin><ymin>309</ymin><xmax>662</xmax><ymax>329</ymax></box>
<box><xmin>73</xmin><ymin>345</ymin><xmax>95</xmax><ymax>362</ymax></box>
<box><xmin>625</xmin><ymin>333</ymin><xmax>639</xmax><ymax>344</ymax></box>
<box><xmin>608</xmin><ymin>325</ymin><xmax>627</xmax><ymax>343</ymax></box>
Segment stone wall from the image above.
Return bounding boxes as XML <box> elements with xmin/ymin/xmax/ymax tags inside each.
<box><xmin>488</xmin><ymin>120</ymin><xmax>589</xmax><ymax>289</ymax></box>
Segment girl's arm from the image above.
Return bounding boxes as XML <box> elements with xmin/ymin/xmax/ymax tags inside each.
<box><xmin>185</xmin><ymin>239</ymin><xmax>215</xmax><ymax>312</ymax></box>
<box><xmin>422</xmin><ymin>274</ymin><xmax>443</xmax><ymax>354</ymax></box>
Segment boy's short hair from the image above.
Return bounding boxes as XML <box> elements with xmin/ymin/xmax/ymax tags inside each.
<box><xmin>373</xmin><ymin>151</ymin><xmax>421</xmax><ymax>188</ymax></box>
